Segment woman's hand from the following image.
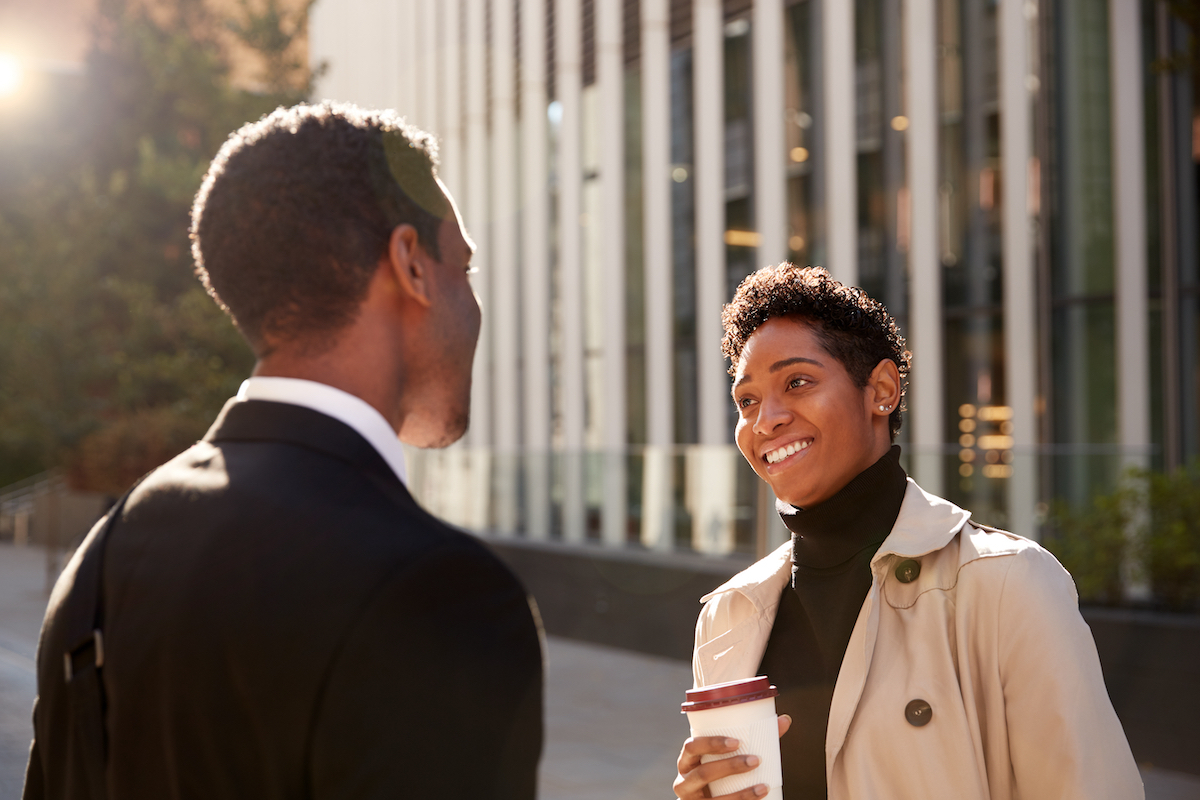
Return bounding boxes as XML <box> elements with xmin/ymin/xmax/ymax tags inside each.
<box><xmin>672</xmin><ymin>715</ymin><xmax>791</xmax><ymax>799</ymax></box>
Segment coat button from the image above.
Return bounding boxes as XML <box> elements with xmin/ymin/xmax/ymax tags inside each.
<box><xmin>905</xmin><ymin>699</ymin><xmax>932</xmax><ymax>727</ymax></box>
<box><xmin>895</xmin><ymin>559</ymin><xmax>921</xmax><ymax>583</ymax></box>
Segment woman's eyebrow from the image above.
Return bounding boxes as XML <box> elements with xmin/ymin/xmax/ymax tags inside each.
<box><xmin>733</xmin><ymin>356</ymin><xmax>824</xmax><ymax>392</ymax></box>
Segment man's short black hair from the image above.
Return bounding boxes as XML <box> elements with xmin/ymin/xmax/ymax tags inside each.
<box><xmin>190</xmin><ymin>102</ymin><xmax>449</xmax><ymax>354</ymax></box>
<box><xmin>721</xmin><ymin>263</ymin><xmax>911</xmax><ymax>440</ymax></box>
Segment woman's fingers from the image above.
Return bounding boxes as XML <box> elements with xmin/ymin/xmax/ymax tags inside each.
<box><xmin>777</xmin><ymin>714</ymin><xmax>792</xmax><ymax>738</ymax></box>
<box><xmin>677</xmin><ymin>735</ymin><xmax>739</xmax><ymax>774</ymax></box>
<box><xmin>675</xmin><ymin>737</ymin><xmax>767</xmax><ymax>799</ymax></box>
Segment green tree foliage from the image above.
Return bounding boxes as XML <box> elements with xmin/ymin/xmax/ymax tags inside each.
<box><xmin>1046</xmin><ymin>490</ymin><xmax>1132</xmax><ymax>607</ymax></box>
<box><xmin>1138</xmin><ymin>462</ymin><xmax>1200</xmax><ymax>611</ymax></box>
<box><xmin>0</xmin><ymin>0</ymin><xmax>316</xmax><ymax>493</ymax></box>
<box><xmin>1047</xmin><ymin>462</ymin><xmax>1200</xmax><ymax>613</ymax></box>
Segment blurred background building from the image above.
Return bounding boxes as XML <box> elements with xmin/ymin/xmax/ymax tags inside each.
<box><xmin>307</xmin><ymin>0</ymin><xmax>1198</xmax><ymax>560</ymax></box>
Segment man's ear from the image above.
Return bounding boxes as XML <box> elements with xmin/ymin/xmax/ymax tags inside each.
<box><xmin>867</xmin><ymin>358</ymin><xmax>901</xmax><ymax>417</ymax></box>
<box><xmin>387</xmin><ymin>224</ymin><xmax>432</xmax><ymax>308</ymax></box>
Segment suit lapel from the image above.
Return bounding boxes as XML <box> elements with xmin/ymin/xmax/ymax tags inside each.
<box><xmin>204</xmin><ymin>399</ymin><xmax>414</xmax><ymax>507</ymax></box>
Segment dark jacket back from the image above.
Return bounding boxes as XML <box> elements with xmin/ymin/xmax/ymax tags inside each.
<box><xmin>25</xmin><ymin>400</ymin><xmax>544</xmax><ymax>799</ymax></box>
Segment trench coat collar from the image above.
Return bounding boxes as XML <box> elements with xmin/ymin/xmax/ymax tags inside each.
<box><xmin>700</xmin><ymin>478</ymin><xmax>972</xmax><ymax>609</ymax></box>
<box><xmin>872</xmin><ymin>478</ymin><xmax>973</xmax><ymax>563</ymax></box>
<box><xmin>699</xmin><ymin>539</ymin><xmax>793</xmax><ymax>607</ymax></box>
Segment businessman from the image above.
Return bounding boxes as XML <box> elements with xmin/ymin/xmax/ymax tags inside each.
<box><xmin>24</xmin><ymin>102</ymin><xmax>543</xmax><ymax>799</ymax></box>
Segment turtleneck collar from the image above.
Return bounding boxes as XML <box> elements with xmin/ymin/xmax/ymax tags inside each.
<box><xmin>777</xmin><ymin>444</ymin><xmax>908</xmax><ymax>570</ymax></box>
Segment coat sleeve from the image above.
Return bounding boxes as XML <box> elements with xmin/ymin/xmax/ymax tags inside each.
<box><xmin>22</xmin><ymin>698</ymin><xmax>44</xmax><ymax>800</ymax></box>
<box><xmin>307</xmin><ymin>539</ymin><xmax>544</xmax><ymax>800</ymax></box>
<box><xmin>692</xmin><ymin>600</ymin><xmax>711</xmax><ymax>689</ymax></box>
<box><xmin>996</xmin><ymin>545</ymin><xmax>1143</xmax><ymax>800</ymax></box>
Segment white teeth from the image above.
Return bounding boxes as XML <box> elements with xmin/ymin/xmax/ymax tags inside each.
<box><xmin>766</xmin><ymin>440</ymin><xmax>809</xmax><ymax>464</ymax></box>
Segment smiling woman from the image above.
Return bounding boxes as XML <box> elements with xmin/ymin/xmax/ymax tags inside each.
<box><xmin>673</xmin><ymin>264</ymin><xmax>1145</xmax><ymax>800</ymax></box>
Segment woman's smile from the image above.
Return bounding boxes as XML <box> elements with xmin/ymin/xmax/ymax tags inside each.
<box><xmin>762</xmin><ymin>437</ymin><xmax>812</xmax><ymax>467</ymax></box>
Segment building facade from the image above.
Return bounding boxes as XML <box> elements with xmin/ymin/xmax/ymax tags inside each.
<box><xmin>309</xmin><ymin>0</ymin><xmax>1198</xmax><ymax>559</ymax></box>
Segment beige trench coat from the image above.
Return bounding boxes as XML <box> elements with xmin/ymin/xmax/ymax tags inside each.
<box><xmin>693</xmin><ymin>479</ymin><xmax>1143</xmax><ymax>800</ymax></box>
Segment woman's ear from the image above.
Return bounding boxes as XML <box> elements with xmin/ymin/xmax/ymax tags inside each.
<box><xmin>387</xmin><ymin>224</ymin><xmax>432</xmax><ymax>308</ymax></box>
<box><xmin>867</xmin><ymin>358</ymin><xmax>901</xmax><ymax>416</ymax></box>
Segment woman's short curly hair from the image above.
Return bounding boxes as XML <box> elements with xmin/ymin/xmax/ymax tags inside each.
<box><xmin>721</xmin><ymin>264</ymin><xmax>911</xmax><ymax>439</ymax></box>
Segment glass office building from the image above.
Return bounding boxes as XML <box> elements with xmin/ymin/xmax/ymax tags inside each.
<box><xmin>310</xmin><ymin>0</ymin><xmax>1199</xmax><ymax>558</ymax></box>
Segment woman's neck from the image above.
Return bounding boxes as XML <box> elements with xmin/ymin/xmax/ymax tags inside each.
<box><xmin>778</xmin><ymin>445</ymin><xmax>908</xmax><ymax>569</ymax></box>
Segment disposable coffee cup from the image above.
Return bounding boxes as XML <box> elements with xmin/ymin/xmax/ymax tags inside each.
<box><xmin>682</xmin><ymin>676</ymin><xmax>783</xmax><ymax>800</ymax></box>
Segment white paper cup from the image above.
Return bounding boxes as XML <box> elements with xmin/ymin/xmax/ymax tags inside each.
<box><xmin>682</xmin><ymin>676</ymin><xmax>783</xmax><ymax>800</ymax></box>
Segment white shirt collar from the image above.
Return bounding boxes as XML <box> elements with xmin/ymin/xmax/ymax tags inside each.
<box><xmin>236</xmin><ymin>377</ymin><xmax>407</xmax><ymax>485</ymax></box>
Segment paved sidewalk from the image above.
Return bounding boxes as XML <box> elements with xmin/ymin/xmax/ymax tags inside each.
<box><xmin>2</xmin><ymin>542</ymin><xmax>1199</xmax><ymax>799</ymax></box>
<box><xmin>541</xmin><ymin>637</ymin><xmax>692</xmax><ymax>800</ymax></box>
<box><xmin>0</xmin><ymin>544</ymin><xmax>50</xmax><ymax>799</ymax></box>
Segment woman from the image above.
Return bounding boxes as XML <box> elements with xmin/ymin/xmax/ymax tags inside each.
<box><xmin>673</xmin><ymin>265</ymin><xmax>1142</xmax><ymax>800</ymax></box>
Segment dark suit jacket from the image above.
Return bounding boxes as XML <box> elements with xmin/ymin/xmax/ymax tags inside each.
<box><xmin>25</xmin><ymin>399</ymin><xmax>544</xmax><ymax>799</ymax></box>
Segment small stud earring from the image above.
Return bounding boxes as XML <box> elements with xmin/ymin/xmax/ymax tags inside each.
<box><xmin>879</xmin><ymin>405</ymin><xmax>889</xmax><ymax>412</ymax></box>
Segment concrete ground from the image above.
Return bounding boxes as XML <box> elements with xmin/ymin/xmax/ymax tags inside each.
<box><xmin>1</xmin><ymin>541</ymin><xmax>1198</xmax><ymax>799</ymax></box>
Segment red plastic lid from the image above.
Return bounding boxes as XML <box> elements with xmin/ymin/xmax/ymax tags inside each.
<box><xmin>681</xmin><ymin>676</ymin><xmax>779</xmax><ymax>713</ymax></box>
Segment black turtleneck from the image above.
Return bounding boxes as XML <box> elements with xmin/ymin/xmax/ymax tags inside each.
<box><xmin>756</xmin><ymin>445</ymin><xmax>907</xmax><ymax>799</ymax></box>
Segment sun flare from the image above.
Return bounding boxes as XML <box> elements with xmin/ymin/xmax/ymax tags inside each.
<box><xmin>0</xmin><ymin>53</ymin><xmax>24</xmax><ymax>98</ymax></box>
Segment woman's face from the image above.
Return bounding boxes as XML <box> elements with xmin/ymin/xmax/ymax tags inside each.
<box><xmin>732</xmin><ymin>317</ymin><xmax>893</xmax><ymax>509</ymax></box>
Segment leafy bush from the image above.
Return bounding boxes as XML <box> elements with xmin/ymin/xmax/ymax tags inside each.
<box><xmin>1046</xmin><ymin>488</ymin><xmax>1134</xmax><ymax>607</ymax></box>
<box><xmin>1048</xmin><ymin>462</ymin><xmax>1200</xmax><ymax>613</ymax></box>
<box><xmin>1138</xmin><ymin>463</ymin><xmax>1200</xmax><ymax>611</ymax></box>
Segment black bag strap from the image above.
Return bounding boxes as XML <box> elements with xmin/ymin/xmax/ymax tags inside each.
<box><xmin>59</xmin><ymin>480</ymin><xmax>142</xmax><ymax>800</ymax></box>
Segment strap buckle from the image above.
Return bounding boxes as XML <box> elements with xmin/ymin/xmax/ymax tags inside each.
<box><xmin>64</xmin><ymin>629</ymin><xmax>105</xmax><ymax>682</ymax></box>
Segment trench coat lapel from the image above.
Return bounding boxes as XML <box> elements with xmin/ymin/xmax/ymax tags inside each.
<box><xmin>824</xmin><ymin>479</ymin><xmax>972</xmax><ymax>767</ymax></box>
<box><xmin>695</xmin><ymin>541</ymin><xmax>793</xmax><ymax>685</ymax></box>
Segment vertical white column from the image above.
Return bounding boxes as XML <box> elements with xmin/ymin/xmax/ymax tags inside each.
<box><xmin>1109</xmin><ymin>0</ymin><xmax>1151</xmax><ymax>470</ymax></box>
<box><xmin>464</xmin><ymin>0</ymin><xmax>492</xmax><ymax>529</ymax></box>
<box><xmin>694</xmin><ymin>0</ymin><xmax>726</xmax><ymax>447</ymax></box>
<box><xmin>317</xmin><ymin>0</ymin><xmax>352</xmax><ymax>102</ymax></box>
<box><xmin>754</xmin><ymin>0</ymin><xmax>788</xmax><ymax>268</ymax></box>
<box><xmin>1110</xmin><ymin>0</ymin><xmax>1151</xmax><ymax>599</ymax></box>
<box><xmin>1000</xmin><ymin>0</ymin><xmax>1038</xmax><ymax>538</ymax></box>
<box><xmin>438</xmin><ymin>0</ymin><xmax>469</xmax><ymax>527</ymax></box>
<box><xmin>491</xmin><ymin>0</ymin><xmax>520</xmax><ymax>534</ymax></box>
<box><xmin>328</xmin><ymin>0</ymin><xmax>353</xmax><ymax>102</ymax></box>
<box><xmin>465</xmin><ymin>0</ymin><xmax>491</xmax><ymax>447</ymax></box>
<box><xmin>597</xmin><ymin>0</ymin><xmax>628</xmax><ymax>547</ymax></box>
<box><xmin>905</xmin><ymin>0</ymin><xmax>943</xmax><ymax>495</ymax></box>
<box><xmin>441</xmin><ymin>0</ymin><xmax>463</xmax><ymax>199</ymax></box>
<box><xmin>693</xmin><ymin>0</ymin><xmax>734</xmax><ymax>551</ymax></box>
<box><xmin>520</xmin><ymin>0</ymin><xmax>552</xmax><ymax>539</ymax></box>
<box><xmin>405</xmin><ymin>0</ymin><xmax>424</xmax><ymax>122</ymax></box>
<box><xmin>824</xmin><ymin>0</ymin><xmax>857</xmax><ymax>285</ymax></box>
<box><xmin>421</xmin><ymin>0</ymin><xmax>441</xmax><ymax>135</ymax></box>
<box><xmin>557</xmin><ymin>0</ymin><xmax>586</xmax><ymax>542</ymax></box>
<box><xmin>392</xmin><ymin>0</ymin><xmax>411</xmax><ymax>110</ymax></box>
<box><xmin>308</xmin><ymin>0</ymin><xmax>333</xmax><ymax>100</ymax></box>
<box><xmin>641</xmin><ymin>0</ymin><xmax>674</xmax><ymax>550</ymax></box>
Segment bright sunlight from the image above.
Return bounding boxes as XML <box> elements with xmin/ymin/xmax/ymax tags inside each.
<box><xmin>0</xmin><ymin>53</ymin><xmax>24</xmax><ymax>98</ymax></box>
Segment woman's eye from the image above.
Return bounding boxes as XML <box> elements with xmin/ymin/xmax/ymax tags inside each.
<box><xmin>789</xmin><ymin>377</ymin><xmax>808</xmax><ymax>389</ymax></box>
<box><xmin>737</xmin><ymin>397</ymin><xmax>753</xmax><ymax>409</ymax></box>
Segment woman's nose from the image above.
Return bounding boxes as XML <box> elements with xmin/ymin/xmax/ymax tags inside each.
<box><xmin>753</xmin><ymin>394</ymin><xmax>791</xmax><ymax>435</ymax></box>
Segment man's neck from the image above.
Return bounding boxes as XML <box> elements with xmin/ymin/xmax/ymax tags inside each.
<box><xmin>253</xmin><ymin>345</ymin><xmax>404</xmax><ymax>434</ymax></box>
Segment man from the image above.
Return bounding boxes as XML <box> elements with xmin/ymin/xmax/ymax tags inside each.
<box><xmin>24</xmin><ymin>103</ymin><xmax>544</xmax><ymax>799</ymax></box>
